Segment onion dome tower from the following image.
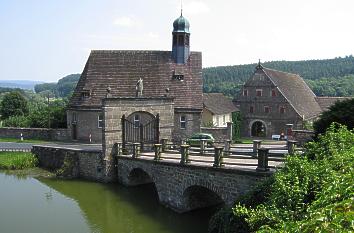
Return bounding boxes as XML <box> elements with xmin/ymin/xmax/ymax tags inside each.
<box><xmin>172</xmin><ymin>11</ymin><xmax>190</xmax><ymax>64</ymax></box>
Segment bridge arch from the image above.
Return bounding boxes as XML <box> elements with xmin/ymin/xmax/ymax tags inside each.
<box><xmin>127</xmin><ymin>167</ymin><xmax>154</xmax><ymax>186</ymax></box>
<box><xmin>182</xmin><ymin>185</ymin><xmax>224</xmax><ymax>211</ymax></box>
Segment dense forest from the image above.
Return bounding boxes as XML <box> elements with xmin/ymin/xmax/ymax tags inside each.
<box><xmin>203</xmin><ymin>56</ymin><xmax>354</xmax><ymax>97</ymax></box>
<box><xmin>34</xmin><ymin>74</ymin><xmax>80</xmax><ymax>98</ymax></box>
<box><xmin>32</xmin><ymin>56</ymin><xmax>354</xmax><ymax>98</ymax></box>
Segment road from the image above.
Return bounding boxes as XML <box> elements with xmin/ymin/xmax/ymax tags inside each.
<box><xmin>0</xmin><ymin>142</ymin><xmax>102</xmax><ymax>152</ymax></box>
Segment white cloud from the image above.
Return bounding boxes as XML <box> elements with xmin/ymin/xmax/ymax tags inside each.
<box><xmin>146</xmin><ymin>32</ymin><xmax>159</xmax><ymax>39</ymax></box>
<box><xmin>113</xmin><ymin>16</ymin><xmax>137</xmax><ymax>27</ymax></box>
<box><xmin>183</xmin><ymin>1</ymin><xmax>210</xmax><ymax>15</ymax></box>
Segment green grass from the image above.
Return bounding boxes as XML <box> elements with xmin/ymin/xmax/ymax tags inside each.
<box><xmin>0</xmin><ymin>152</ymin><xmax>38</xmax><ymax>170</ymax></box>
<box><xmin>0</xmin><ymin>137</ymin><xmax>49</xmax><ymax>143</ymax></box>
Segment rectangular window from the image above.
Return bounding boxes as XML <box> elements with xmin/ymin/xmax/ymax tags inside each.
<box><xmin>256</xmin><ymin>89</ymin><xmax>262</xmax><ymax>97</ymax></box>
<box><xmin>134</xmin><ymin>115</ymin><xmax>140</xmax><ymax>128</ymax></box>
<box><xmin>243</xmin><ymin>89</ymin><xmax>248</xmax><ymax>96</ymax></box>
<box><xmin>249</xmin><ymin>106</ymin><xmax>254</xmax><ymax>113</ymax></box>
<box><xmin>264</xmin><ymin>106</ymin><xmax>271</xmax><ymax>113</ymax></box>
<box><xmin>72</xmin><ymin>112</ymin><xmax>77</xmax><ymax>123</ymax></box>
<box><xmin>223</xmin><ymin>115</ymin><xmax>226</xmax><ymax>125</ymax></box>
<box><xmin>98</xmin><ymin>114</ymin><xmax>103</xmax><ymax>128</ymax></box>
<box><xmin>280</xmin><ymin>106</ymin><xmax>286</xmax><ymax>114</ymax></box>
<box><xmin>271</xmin><ymin>89</ymin><xmax>277</xmax><ymax>97</ymax></box>
<box><xmin>180</xmin><ymin>115</ymin><xmax>186</xmax><ymax>129</ymax></box>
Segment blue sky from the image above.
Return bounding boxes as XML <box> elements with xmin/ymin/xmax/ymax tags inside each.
<box><xmin>1</xmin><ymin>0</ymin><xmax>353</xmax><ymax>82</ymax></box>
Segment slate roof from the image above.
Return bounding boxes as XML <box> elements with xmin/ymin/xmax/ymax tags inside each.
<box><xmin>69</xmin><ymin>50</ymin><xmax>202</xmax><ymax>110</ymax></box>
<box><xmin>315</xmin><ymin>97</ymin><xmax>353</xmax><ymax>111</ymax></box>
<box><xmin>203</xmin><ymin>93</ymin><xmax>239</xmax><ymax>115</ymax></box>
<box><xmin>262</xmin><ymin>67</ymin><xmax>322</xmax><ymax>119</ymax></box>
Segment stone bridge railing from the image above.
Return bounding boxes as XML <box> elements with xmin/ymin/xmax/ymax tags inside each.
<box><xmin>115</xmin><ymin>139</ymin><xmax>303</xmax><ymax>212</ymax></box>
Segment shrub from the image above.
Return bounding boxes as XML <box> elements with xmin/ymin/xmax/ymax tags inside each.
<box><xmin>212</xmin><ymin>124</ymin><xmax>354</xmax><ymax>233</ymax></box>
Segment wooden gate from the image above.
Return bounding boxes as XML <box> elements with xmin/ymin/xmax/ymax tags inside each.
<box><xmin>121</xmin><ymin>114</ymin><xmax>159</xmax><ymax>151</ymax></box>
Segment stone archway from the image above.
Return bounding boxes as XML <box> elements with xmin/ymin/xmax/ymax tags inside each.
<box><xmin>182</xmin><ymin>185</ymin><xmax>224</xmax><ymax>211</ymax></box>
<box><xmin>250</xmin><ymin>120</ymin><xmax>266</xmax><ymax>137</ymax></box>
<box><xmin>128</xmin><ymin>168</ymin><xmax>153</xmax><ymax>186</ymax></box>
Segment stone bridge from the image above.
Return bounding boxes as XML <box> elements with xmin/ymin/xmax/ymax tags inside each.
<box><xmin>117</xmin><ymin>156</ymin><xmax>272</xmax><ymax>212</ymax></box>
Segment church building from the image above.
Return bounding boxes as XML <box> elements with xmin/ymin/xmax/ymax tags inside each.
<box><xmin>67</xmin><ymin>13</ymin><xmax>202</xmax><ymax>144</ymax></box>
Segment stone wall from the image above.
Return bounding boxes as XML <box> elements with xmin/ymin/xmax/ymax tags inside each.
<box><xmin>173</xmin><ymin>110</ymin><xmax>202</xmax><ymax>143</ymax></box>
<box><xmin>67</xmin><ymin>109</ymin><xmax>102</xmax><ymax>143</ymax></box>
<box><xmin>292</xmin><ymin>130</ymin><xmax>315</xmax><ymax>146</ymax></box>
<box><xmin>32</xmin><ymin>146</ymin><xmax>104</xmax><ymax>181</ymax></box>
<box><xmin>117</xmin><ymin>157</ymin><xmax>271</xmax><ymax>212</ymax></box>
<box><xmin>102</xmin><ymin>97</ymin><xmax>175</xmax><ymax>182</ymax></box>
<box><xmin>0</xmin><ymin>127</ymin><xmax>71</xmax><ymax>141</ymax></box>
<box><xmin>201</xmin><ymin>122</ymin><xmax>233</xmax><ymax>141</ymax></box>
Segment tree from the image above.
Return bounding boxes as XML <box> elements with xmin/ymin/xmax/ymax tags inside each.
<box><xmin>314</xmin><ymin>98</ymin><xmax>354</xmax><ymax>136</ymax></box>
<box><xmin>0</xmin><ymin>91</ymin><xmax>29</xmax><ymax>119</ymax></box>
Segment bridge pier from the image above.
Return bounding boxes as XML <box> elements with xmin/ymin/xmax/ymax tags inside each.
<box><xmin>117</xmin><ymin>157</ymin><xmax>272</xmax><ymax>213</ymax></box>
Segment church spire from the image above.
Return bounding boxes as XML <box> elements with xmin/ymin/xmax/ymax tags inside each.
<box><xmin>172</xmin><ymin>10</ymin><xmax>190</xmax><ymax>64</ymax></box>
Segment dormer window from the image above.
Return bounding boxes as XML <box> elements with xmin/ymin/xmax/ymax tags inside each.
<box><xmin>172</xmin><ymin>70</ymin><xmax>184</xmax><ymax>81</ymax></box>
<box><xmin>81</xmin><ymin>90</ymin><xmax>91</xmax><ymax>100</ymax></box>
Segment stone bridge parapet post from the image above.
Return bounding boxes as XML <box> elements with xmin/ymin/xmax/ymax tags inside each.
<box><xmin>180</xmin><ymin>145</ymin><xmax>190</xmax><ymax>165</ymax></box>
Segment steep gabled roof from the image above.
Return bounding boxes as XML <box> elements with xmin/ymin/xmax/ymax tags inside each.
<box><xmin>262</xmin><ymin>67</ymin><xmax>322</xmax><ymax>119</ymax></box>
<box><xmin>203</xmin><ymin>93</ymin><xmax>239</xmax><ymax>115</ymax></box>
<box><xmin>69</xmin><ymin>50</ymin><xmax>202</xmax><ymax>110</ymax></box>
<box><xmin>315</xmin><ymin>96</ymin><xmax>353</xmax><ymax>111</ymax></box>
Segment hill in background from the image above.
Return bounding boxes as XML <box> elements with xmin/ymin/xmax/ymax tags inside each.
<box><xmin>4</xmin><ymin>56</ymin><xmax>353</xmax><ymax>99</ymax></box>
<box><xmin>203</xmin><ymin>55</ymin><xmax>354</xmax><ymax>97</ymax></box>
<box><xmin>34</xmin><ymin>74</ymin><xmax>80</xmax><ymax>98</ymax></box>
<box><xmin>0</xmin><ymin>80</ymin><xmax>44</xmax><ymax>90</ymax></box>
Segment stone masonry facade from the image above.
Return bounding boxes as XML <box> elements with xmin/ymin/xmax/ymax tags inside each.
<box><xmin>117</xmin><ymin>156</ymin><xmax>270</xmax><ymax>212</ymax></box>
<box><xmin>102</xmin><ymin>97</ymin><xmax>175</xmax><ymax>182</ymax></box>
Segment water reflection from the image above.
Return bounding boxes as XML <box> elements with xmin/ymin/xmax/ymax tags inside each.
<box><xmin>0</xmin><ymin>172</ymin><xmax>218</xmax><ymax>233</ymax></box>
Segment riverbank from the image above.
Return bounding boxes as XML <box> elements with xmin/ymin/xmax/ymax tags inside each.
<box><xmin>0</xmin><ymin>167</ymin><xmax>55</xmax><ymax>178</ymax></box>
<box><xmin>0</xmin><ymin>151</ymin><xmax>38</xmax><ymax>169</ymax></box>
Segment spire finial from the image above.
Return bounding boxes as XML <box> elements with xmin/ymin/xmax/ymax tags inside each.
<box><xmin>256</xmin><ymin>59</ymin><xmax>263</xmax><ymax>70</ymax></box>
<box><xmin>181</xmin><ymin>0</ymin><xmax>183</xmax><ymax>16</ymax></box>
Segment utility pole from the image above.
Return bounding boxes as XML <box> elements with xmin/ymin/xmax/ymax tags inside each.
<box><xmin>47</xmin><ymin>92</ymin><xmax>50</xmax><ymax>128</ymax></box>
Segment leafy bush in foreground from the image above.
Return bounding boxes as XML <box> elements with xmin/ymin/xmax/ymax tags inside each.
<box><xmin>210</xmin><ymin>124</ymin><xmax>354</xmax><ymax>233</ymax></box>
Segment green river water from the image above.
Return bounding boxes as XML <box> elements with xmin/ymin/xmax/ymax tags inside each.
<box><xmin>0</xmin><ymin>172</ymin><xmax>217</xmax><ymax>233</ymax></box>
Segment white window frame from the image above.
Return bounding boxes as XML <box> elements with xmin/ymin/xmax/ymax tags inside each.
<box><xmin>72</xmin><ymin>112</ymin><xmax>77</xmax><ymax>123</ymax></box>
<box><xmin>98</xmin><ymin>114</ymin><xmax>103</xmax><ymax>128</ymax></box>
<box><xmin>264</xmin><ymin>106</ymin><xmax>271</xmax><ymax>113</ymax></box>
<box><xmin>180</xmin><ymin>115</ymin><xmax>186</xmax><ymax>129</ymax></box>
<box><xmin>243</xmin><ymin>89</ymin><xmax>248</xmax><ymax>96</ymax></box>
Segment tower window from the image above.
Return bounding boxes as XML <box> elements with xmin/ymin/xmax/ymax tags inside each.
<box><xmin>173</xmin><ymin>35</ymin><xmax>177</xmax><ymax>46</ymax></box>
<box><xmin>249</xmin><ymin>106</ymin><xmax>254</xmax><ymax>113</ymax></box>
<box><xmin>243</xmin><ymin>89</ymin><xmax>248</xmax><ymax>96</ymax></box>
<box><xmin>185</xmin><ymin>35</ymin><xmax>190</xmax><ymax>46</ymax></box>
<box><xmin>271</xmin><ymin>89</ymin><xmax>277</xmax><ymax>97</ymax></box>
<box><xmin>178</xmin><ymin>35</ymin><xmax>184</xmax><ymax>46</ymax></box>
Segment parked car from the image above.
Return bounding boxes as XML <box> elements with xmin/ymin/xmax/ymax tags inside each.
<box><xmin>186</xmin><ymin>133</ymin><xmax>215</xmax><ymax>147</ymax></box>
